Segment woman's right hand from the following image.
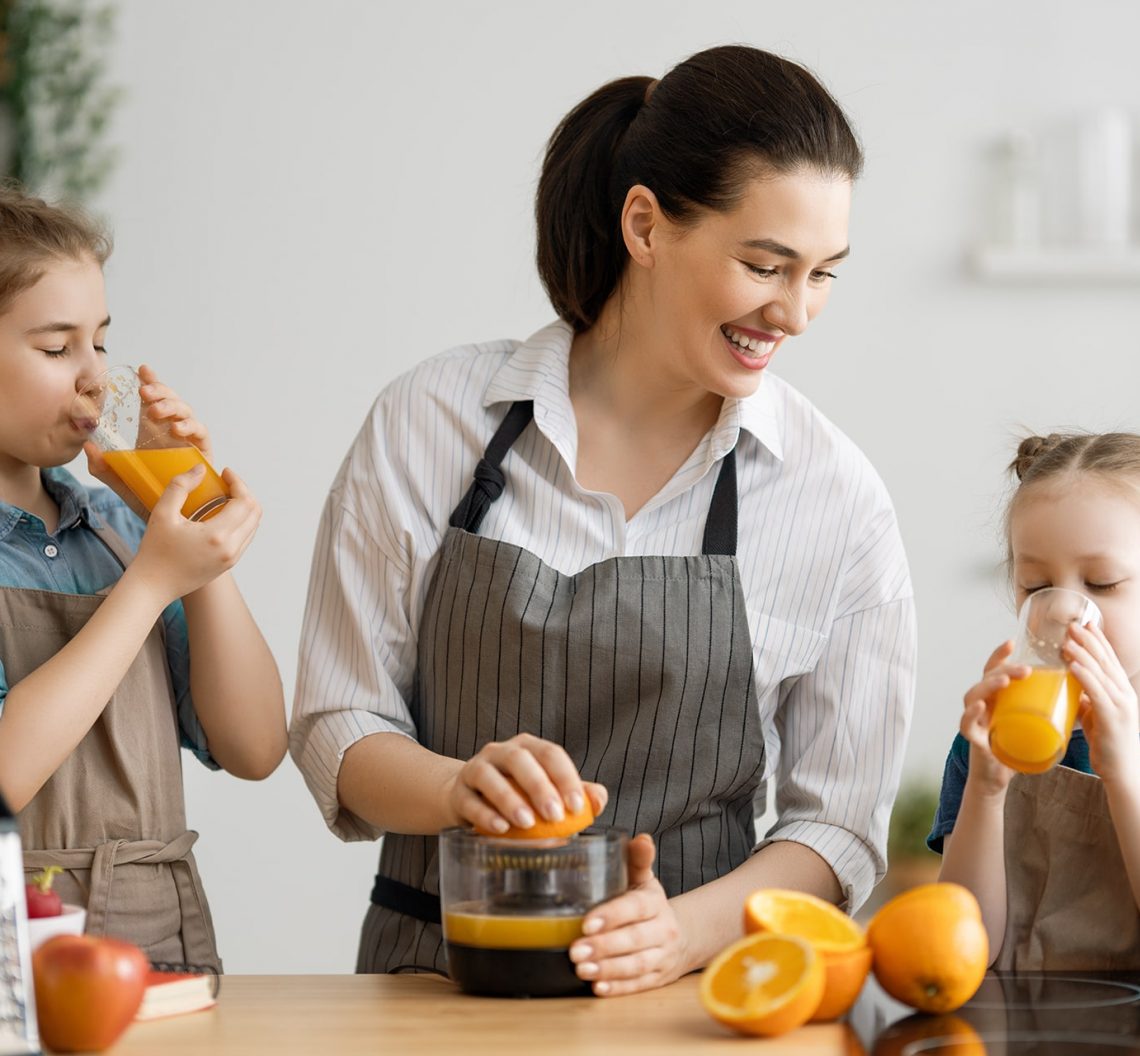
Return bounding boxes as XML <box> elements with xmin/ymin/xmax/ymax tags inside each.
<box><xmin>129</xmin><ymin>465</ymin><xmax>262</xmax><ymax>602</ymax></box>
<box><xmin>960</xmin><ymin>640</ymin><xmax>1026</xmax><ymax>794</ymax></box>
<box><xmin>444</xmin><ymin>733</ymin><xmax>608</xmax><ymax>834</ymax></box>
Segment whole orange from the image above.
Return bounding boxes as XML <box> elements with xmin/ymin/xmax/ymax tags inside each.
<box><xmin>866</xmin><ymin>882</ymin><xmax>988</xmax><ymax>1014</ymax></box>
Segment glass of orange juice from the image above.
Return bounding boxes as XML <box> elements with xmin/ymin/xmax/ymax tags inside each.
<box><xmin>72</xmin><ymin>366</ymin><xmax>230</xmax><ymax>521</ymax></box>
<box><xmin>989</xmin><ymin>587</ymin><xmax>1101</xmax><ymax>773</ymax></box>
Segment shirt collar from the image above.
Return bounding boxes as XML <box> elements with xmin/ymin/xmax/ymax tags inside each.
<box><xmin>0</xmin><ymin>466</ymin><xmax>95</xmax><ymax>540</ymax></box>
<box><xmin>483</xmin><ymin>319</ymin><xmax>784</xmax><ymax>462</ymax></box>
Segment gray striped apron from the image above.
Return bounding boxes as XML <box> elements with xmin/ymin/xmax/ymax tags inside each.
<box><xmin>360</xmin><ymin>400</ymin><xmax>764</xmax><ymax>973</ymax></box>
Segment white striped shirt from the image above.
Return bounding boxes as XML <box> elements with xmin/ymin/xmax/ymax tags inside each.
<box><xmin>290</xmin><ymin>320</ymin><xmax>916</xmax><ymax>909</ymax></box>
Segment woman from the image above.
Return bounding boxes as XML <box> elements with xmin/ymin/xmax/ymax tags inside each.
<box><xmin>291</xmin><ymin>44</ymin><xmax>916</xmax><ymax>995</ymax></box>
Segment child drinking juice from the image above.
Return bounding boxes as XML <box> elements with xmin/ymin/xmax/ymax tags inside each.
<box><xmin>0</xmin><ymin>185</ymin><xmax>286</xmax><ymax>970</ymax></box>
<box><xmin>930</xmin><ymin>433</ymin><xmax>1140</xmax><ymax>970</ymax></box>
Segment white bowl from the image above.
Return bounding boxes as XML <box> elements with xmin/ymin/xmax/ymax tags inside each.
<box><xmin>26</xmin><ymin>903</ymin><xmax>87</xmax><ymax>950</ymax></box>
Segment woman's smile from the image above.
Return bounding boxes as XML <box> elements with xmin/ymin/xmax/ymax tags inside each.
<box><xmin>720</xmin><ymin>323</ymin><xmax>779</xmax><ymax>371</ymax></box>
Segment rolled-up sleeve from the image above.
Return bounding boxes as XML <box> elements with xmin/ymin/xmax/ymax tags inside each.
<box><xmin>290</xmin><ymin>399</ymin><xmax>433</xmax><ymax>842</ymax></box>
<box><xmin>757</xmin><ymin>496</ymin><xmax>917</xmax><ymax>912</ymax></box>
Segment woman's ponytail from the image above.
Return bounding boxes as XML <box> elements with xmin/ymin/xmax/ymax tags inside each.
<box><xmin>535</xmin><ymin>76</ymin><xmax>653</xmax><ymax>334</ymax></box>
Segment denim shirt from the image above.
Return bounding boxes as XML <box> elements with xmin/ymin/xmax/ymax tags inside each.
<box><xmin>0</xmin><ymin>466</ymin><xmax>217</xmax><ymax>768</ymax></box>
<box><xmin>926</xmin><ymin>728</ymin><xmax>1093</xmax><ymax>854</ymax></box>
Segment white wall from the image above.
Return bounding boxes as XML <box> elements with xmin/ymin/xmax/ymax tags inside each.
<box><xmin>82</xmin><ymin>0</ymin><xmax>1140</xmax><ymax>972</ymax></box>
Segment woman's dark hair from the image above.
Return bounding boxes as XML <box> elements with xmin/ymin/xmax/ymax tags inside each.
<box><xmin>536</xmin><ymin>45</ymin><xmax>863</xmax><ymax>332</ymax></box>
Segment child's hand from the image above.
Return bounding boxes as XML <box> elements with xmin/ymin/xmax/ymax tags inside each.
<box><xmin>961</xmin><ymin>640</ymin><xmax>1026</xmax><ymax>794</ymax></box>
<box><xmin>1064</xmin><ymin>623</ymin><xmax>1140</xmax><ymax>787</ymax></box>
<box><xmin>130</xmin><ymin>465</ymin><xmax>262</xmax><ymax>602</ymax></box>
<box><xmin>137</xmin><ymin>363</ymin><xmax>213</xmax><ymax>459</ymax></box>
<box><xmin>569</xmin><ymin>834</ymin><xmax>688</xmax><ymax>996</ymax></box>
<box><xmin>83</xmin><ymin>364</ymin><xmax>213</xmax><ymax>520</ymax></box>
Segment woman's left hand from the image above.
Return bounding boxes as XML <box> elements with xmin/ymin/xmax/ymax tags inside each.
<box><xmin>1065</xmin><ymin>622</ymin><xmax>1140</xmax><ymax>785</ymax></box>
<box><xmin>569</xmin><ymin>833</ymin><xmax>691</xmax><ymax>996</ymax></box>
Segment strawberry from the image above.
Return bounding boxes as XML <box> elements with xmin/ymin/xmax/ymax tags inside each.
<box><xmin>26</xmin><ymin>866</ymin><xmax>64</xmax><ymax>919</ymax></box>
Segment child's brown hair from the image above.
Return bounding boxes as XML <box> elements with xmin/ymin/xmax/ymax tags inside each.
<box><xmin>0</xmin><ymin>182</ymin><xmax>112</xmax><ymax>315</ymax></box>
<box><xmin>1005</xmin><ymin>432</ymin><xmax>1140</xmax><ymax>559</ymax></box>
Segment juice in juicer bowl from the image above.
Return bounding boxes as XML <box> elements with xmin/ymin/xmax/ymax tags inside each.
<box><xmin>439</xmin><ymin>826</ymin><xmax>628</xmax><ymax>997</ymax></box>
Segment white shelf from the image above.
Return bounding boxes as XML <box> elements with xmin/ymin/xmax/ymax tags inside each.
<box><xmin>971</xmin><ymin>246</ymin><xmax>1140</xmax><ymax>282</ymax></box>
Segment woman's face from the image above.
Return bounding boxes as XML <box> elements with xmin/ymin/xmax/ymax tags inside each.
<box><xmin>1011</xmin><ymin>475</ymin><xmax>1140</xmax><ymax>684</ymax></box>
<box><xmin>648</xmin><ymin>166</ymin><xmax>852</xmax><ymax>400</ymax></box>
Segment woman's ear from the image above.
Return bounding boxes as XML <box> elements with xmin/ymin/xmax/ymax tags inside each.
<box><xmin>619</xmin><ymin>184</ymin><xmax>662</xmax><ymax>269</ymax></box>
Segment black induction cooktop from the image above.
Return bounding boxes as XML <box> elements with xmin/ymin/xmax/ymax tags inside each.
<box><xmin>850</xmin><ymin>971</ymin><xmax>1140</xmax><ymax>1055</ymax></box>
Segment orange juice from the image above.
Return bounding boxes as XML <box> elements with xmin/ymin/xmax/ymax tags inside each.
<box><xmin>989</xmin><ymin>668</ymin><xmax>1081</xmax><ymax>773</ymax></box>
<box><xmin>444</xmin><ymin>903</ymin><xmax>587</xmax><ymax>997</ymax></box>
<box><xmin>103</xmin><ymin>447</ymin><xmax>229</xmax><ymax>521</ymax></box>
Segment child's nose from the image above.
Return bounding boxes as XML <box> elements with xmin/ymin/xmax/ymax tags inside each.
<box><xmin>74</xmin><ymin>349</ymin><xmax>106</xmax><ymax>390</ymax></box>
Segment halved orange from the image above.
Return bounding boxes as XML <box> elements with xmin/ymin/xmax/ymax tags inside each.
<box><xmin>813</xmin><ymin>944</ymin><xmax>873</xmax><ymax>1021</ymax></box>
<box><xmin>700</xmin><ymin>933</ymin><xmax>825</xmax><ymax>1037</ymax></box>
<box><xmin>473</xmin><ymin>777</ymin><xmax>595</xmax><ymax>839</ymax></box>
<box><xmin>744</xmin><ymin>888</ymin><xmax>866</xmax><ymax>950</ymax></box>
<box><xmin>744</xmin><ymin>889</ymin><xmax>870</xmax><ymax>1020</ymax></box>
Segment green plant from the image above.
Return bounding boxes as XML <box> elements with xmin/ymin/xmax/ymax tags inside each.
<box><xmin>887</xmin><ymin>780</ymin><xmax>942</xmax><ymax>862</ymax></box>
<box><xmin>0</xmin><ymin>0</ymin><xmax>118</xmax><ymax>199</ymax></box>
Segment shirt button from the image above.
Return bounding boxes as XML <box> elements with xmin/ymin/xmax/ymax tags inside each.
<box><xmin>44</xmin><ymin>544</ymin><xmax>59</xmax><ymax>558</ymax></box>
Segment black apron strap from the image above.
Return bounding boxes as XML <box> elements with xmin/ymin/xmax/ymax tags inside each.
<box><xmin>701</xmin><ymin>448</ymin><xmax>738</xmax><ymax>557</ymax></box>
<box><xmin>448</xmin><ymin>400</ymin><xmax>535</xmax><ymax>534</ymax></box>
<box><xmin>370</xmin><ymin>874</ymin><xmax>442</xmax><ymax>925</ymax></box>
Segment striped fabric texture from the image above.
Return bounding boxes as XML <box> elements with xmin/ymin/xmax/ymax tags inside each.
<box><xmin>363</xmin><ymin>411</ymin><xmax>763</xmax><ymax>973</ymax></box>
<box><xmin>291</xmin><ymin>320</ymin><xmax>916</xmax><ymax>910</ymax></box>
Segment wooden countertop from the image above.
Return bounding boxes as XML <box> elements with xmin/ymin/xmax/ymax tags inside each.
<box><xmin>101</xmin><ymin>973</ymin><xmax>864</xmax><ymax>1055</ymax></box>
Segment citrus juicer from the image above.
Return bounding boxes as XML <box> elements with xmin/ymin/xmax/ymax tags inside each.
<box><xmin>439</xmin><ymin>826</ymin><xmax>628</xmax><ymax>997</ymax></box>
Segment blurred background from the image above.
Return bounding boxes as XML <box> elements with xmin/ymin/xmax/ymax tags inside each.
<box><xmin>3</xmin><ymin>0</ymin><xmax>1139</xmax><ymax>969</ymax></box>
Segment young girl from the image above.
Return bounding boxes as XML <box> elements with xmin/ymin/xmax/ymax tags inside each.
<box><xmin>0</xmin><ymin>185</ymin><xmax>286</xmax><ymax>971</ymax></box>
<box><xmin>931</xmin><ymin>432</ymin><xmax>1140</xmax><ymax>970</ymax></box>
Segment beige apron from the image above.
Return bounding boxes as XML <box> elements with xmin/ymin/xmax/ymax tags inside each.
<box><xmin>1</xmin><ymin>520</ymin><xmax>220</xmax><ymax>971</ymax></box>
<box><xmin>997</xmin><ymin>764</ymin><xmax>1140</xmax><ymax>971</ymax></box>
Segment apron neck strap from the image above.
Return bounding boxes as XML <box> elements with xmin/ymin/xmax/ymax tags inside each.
<box><xmin>449</xmin><ymin>400</ymin><xmax>535</xmax><ymax>533</ymax></box>
<box><xmin>702</xmin><ymin>448</ymin><xmax>737</xmax><ymax>557</ymax></box>
<box><xmin>83</xmin><ymin>516</ymin><xmax>139</xmax><ymax>571</ymax></box>
<box><xmin>449</xmin><ymin>398</ymin><xmax>739</xmax><ymax>556</ymax></box>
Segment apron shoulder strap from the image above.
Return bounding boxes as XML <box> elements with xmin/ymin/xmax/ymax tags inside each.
<box><xmin>84</xmin><ymin>513</ymin><xmax>140</xmax><ymax>571</ymax></box>
<box><xmin>449</xmin><ymin>400</ymin><xmax>534</xmax><ymax>534</ymax></box>
<box><xmin>449</xmin><ymin>398</ymin><xmax>739</xmax><ymax>556</ymax></box>
<box><xmin>702</xmin><ymin>448</ymin><xmax>738</xmax><ymax>557</ymax></box>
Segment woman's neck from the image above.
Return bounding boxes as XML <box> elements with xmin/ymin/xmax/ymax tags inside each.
<box><xmin>568</xmin><ymin>297</ymin><xmax>722</xmax><ymax>438</ymax></box>
<box><xmin>567</xmin><ymin>294</ymin><xmax>726</xmax><ymax>520</ymax></box>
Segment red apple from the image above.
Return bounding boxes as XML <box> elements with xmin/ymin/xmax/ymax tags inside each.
<box><xmin>33</xmin><ymin>934</ymin><xmax>149</xmax><ymax>1052</ymax></box>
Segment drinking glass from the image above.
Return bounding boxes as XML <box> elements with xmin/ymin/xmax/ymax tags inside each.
<box><xmin>72</xmin><ymin>366</ymin><xmax>229</xmax><ymax>522</ymax></box>
<box><xmin>989</xmin><ymin>587</ymin><xmax>1102</xmax><ymax>773</ymax></box>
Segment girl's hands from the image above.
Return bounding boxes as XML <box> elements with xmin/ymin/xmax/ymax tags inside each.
<box><xmin>961</xmin><ymin>640</ymin><xmax>1027</xmax><ymax>795</ymax></box>
<box><xmin>84</xmin><ymin>364</ymin><xmax>213</xmax><ymax>520</ymax></box>
<box><xmin>570</xmin><ymin>833</ymin><xmax>689</xmax><ymax>996</ymax></box>
<box><xmin>1064</xmin><ymin>622</ymin><xmax>1140</xmax><ymax>787</ymax></box>
<box><xmin>443</xmin><ymin>733</ymin><xmax>607</xmax><ymax>834</ymax></box>
<box><xmin>129</xmin><ymin>465</ymin><xmax>261</xmax><ymax>602</ymax></box>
